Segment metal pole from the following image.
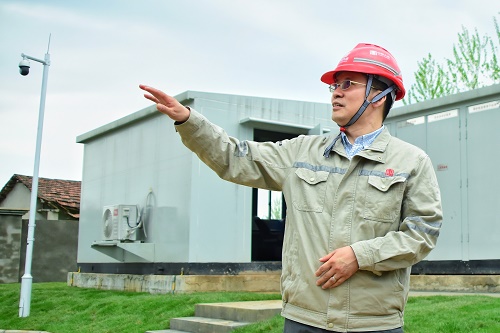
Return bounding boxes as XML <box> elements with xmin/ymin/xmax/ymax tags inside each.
<box><xmin>19</xmin><ymin>49</ymin><xmax>51</xmax><ymax>318</ymax></box>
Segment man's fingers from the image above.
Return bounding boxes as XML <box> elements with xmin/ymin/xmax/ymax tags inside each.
<box><xmin>316</xmin><ymin>271</ymin><xmax>341</xmax><ymax>289</ymax></box>
<box><xmin>314</xmin><ymin>263</ymin><xmax>327</xmax><ymax>277</ymax></box>
<box><xmin>140</xmin><ymin>84</ymin><xmax>168</xmax><ymax>102</ymax></box>
<box><xmin>315</xmin><ymin>273</ymin><xmax>329</xmax><ymax>286</ymax></box>
<box><xmin>156</xmin><ymin>103</ymin><xmax>172</xmax><ymax>115</ymax></box>
<box><xmin>315</xmin><ymin>264</ymin><xmax>334</xmax><ymax>285</ymax></box>
<box><xmin>143</xmin><ymin>93</ymin><xmax>159</xmax><ymax>104</ymax></box>
<box><xmin>139</xmin><ymin>84</ymin><xmax>155</xmax><ymax>96</ymax></box>
<box><xmin>324</xmin><ymin>275</ymin><xmax>341</xmax><ymax>289</ymax></box>
<box><xmin>318</xmin><ymin>252</ymin><xmax>334</xmax><ymax>263</ymax></box>
<box><xmin>315</xmin><ymin>253</ymin><xmax>335</xmax><ymax>276</ymax></box>
<box><xmin>139</xmin><ymin>84</ymin><xmax>190</xmax><ymax>122</ymax></box>
<box><xmin>323</xmin><ymin>276</ymin><xmax>336</xmax><ymax>289</ymax></box>
<box><xmin>139</xmin><ymin>84</ymin><xmax>159</xmax><ymax>95</ymax></box>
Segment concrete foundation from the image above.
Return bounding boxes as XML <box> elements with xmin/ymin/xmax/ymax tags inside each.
<box><xmin>410</xmin><ymin>274</ymin><xmax>500</xmax><ymax>293</ymax></box>
<box><xmin>67</xmin><ymin>272</ymin><xmax>281</xmax><ymax>294</ymax></box>
<box><xmin>68</xmin><ymin>272</ymin><xmax>500</xmax><ymax>294</ymax></box>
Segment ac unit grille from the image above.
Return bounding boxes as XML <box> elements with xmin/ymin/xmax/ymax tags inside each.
<box><xmin>101</xmin><ymin>205</ymin><xmax>138</xmax><ymax>242</ymax></box>
<box><xmin>102</xmin><ymin>208</ymin><xmax>114</xmax><ymax>239</ymax></box>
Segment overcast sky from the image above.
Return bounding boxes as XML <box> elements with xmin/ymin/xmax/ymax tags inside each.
<box><xmin>1</xmin><ymin>0</ymin><xmax>499</xmax><ymax>188</ymax></box>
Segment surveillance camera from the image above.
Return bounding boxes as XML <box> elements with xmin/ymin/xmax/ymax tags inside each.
<box><xmin>19</xmin><ymin>58</ymin><xmax>30</xmax><ymax>76</ymax></box>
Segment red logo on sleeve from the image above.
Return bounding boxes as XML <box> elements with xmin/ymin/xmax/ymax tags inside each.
<box><xmin>385</xmin><ymin>169</ymin><xmax>394</xmax><ymax>177</ymax></box>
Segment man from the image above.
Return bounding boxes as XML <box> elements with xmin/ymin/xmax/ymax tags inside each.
<box><xmin>140</xmin><ymin>43</ymin><xmax>442</xmax><ymax>333</ymax></box>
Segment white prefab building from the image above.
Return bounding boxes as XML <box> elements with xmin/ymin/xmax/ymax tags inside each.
<box><xmin>76</xmin><ymin>91</ymin><xmax>332</xmax><ymax>274</ymax></box>
<box><xmin>76</xmin><ymin>85</ymin><xmax>500</xmax><ymax>275</ymax></box>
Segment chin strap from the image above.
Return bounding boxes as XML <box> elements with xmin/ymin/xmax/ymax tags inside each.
<box><xmin>323</xmin><ymin>75</ymin><xmax>397</xmax><ymax>158</ymax></box>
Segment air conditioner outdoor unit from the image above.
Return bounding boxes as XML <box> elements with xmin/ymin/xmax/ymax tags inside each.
<box><xmin>101</xmin><ymin>204</ymin><xmax>139</xmax><ymax>242</ymax></box>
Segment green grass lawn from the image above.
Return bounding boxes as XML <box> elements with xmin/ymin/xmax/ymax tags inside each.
<box><xmin>235</xmin><ymin>295</ymin><xmax>500</xmax><ymax>333</ymax></box>
<box><xmin>0</xmin><ymin>283</ymin><xmax>499</xmax><ymax>333</ymax></box>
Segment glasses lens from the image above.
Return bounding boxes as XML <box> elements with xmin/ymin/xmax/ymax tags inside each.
<box><xmin>340</xmin><ymin>80</ymin><xmax>352</xmax><ymax>90</ymax></box>
<box><xmin>329</xmin><ymin>84</ymin><xmax>337</xmax><ymax>93</ymax></box>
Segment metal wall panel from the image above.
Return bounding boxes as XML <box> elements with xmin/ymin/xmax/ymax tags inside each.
<box><xmin>386</xmin><ymin>84</ymin><xmax>500</xmax><ymax>263</ymax></box>
<box><xmin>391</xmin><ymin>113</ymin><xmax>464</xmax><ymax>260</ymax></box>
<box><xmin>465</xmin><ymin>100</ymin><xmax>500</xmax><ymax>259</ymax></box>
<box><xmin>425</xmin><ymin>108</ymin><xmax>462</xmax><ymax>260</ymax></box>
<box><xmin>393</xmin><ymin>115</ymin><xmax>426</xmax><ymax>151</ymax></box>
<box><xmin>391</xmin><ymin>111</ymin><xmax>464</xmax><ymax>261</ymax></box>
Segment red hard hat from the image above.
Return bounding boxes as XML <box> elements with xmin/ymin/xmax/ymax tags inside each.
<box><xmin>321</xmin><ymin>43</ymin><xmax>406</xmax><ymax>100</ymax></box>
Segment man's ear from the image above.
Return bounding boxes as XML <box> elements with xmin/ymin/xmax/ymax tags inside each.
<box><xmin>372</xmin><ymin>95</ymin><xmax>386</xmax><ymax>109</ymax></box>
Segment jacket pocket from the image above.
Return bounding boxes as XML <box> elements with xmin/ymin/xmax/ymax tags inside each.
<box><xmin>363</xmin><ymin>175</ymin><xmax>406</xmax><ymax>222</ymax></box>
<box><xmin>292</xmin><ymin>168</ymin><xmax>329</xmax><ymax>212</ymax></box>
<box><xmin>349</xmin><ymin>269</ymin><xmax>407</xmax><ymax>317</ymax></box>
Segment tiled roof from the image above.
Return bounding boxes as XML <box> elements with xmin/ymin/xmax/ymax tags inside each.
<box><xmin>0</xmin><ymin>174</ymin><xmax>81</xmax><ymax>218</ymax></box>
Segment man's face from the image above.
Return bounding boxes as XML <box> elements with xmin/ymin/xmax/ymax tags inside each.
<box><xmin>330</xmin><ymin>71</ymin><xmax>371</xmax><ymax>127</ymax></box>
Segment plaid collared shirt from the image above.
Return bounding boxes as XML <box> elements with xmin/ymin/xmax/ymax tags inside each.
<box><xmin>340</xmin><ymin>125</ymin><xmax>385</xmax><ymax>160</ymax></box>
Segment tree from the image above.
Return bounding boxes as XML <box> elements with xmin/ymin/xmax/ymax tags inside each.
<box><xmin>403</xmin><ymin>14</ymin><xmax>500</xmax><ymax>105</ymax></box>
<box><xmin>487</xmin><ymin>15</ymin><xmax>500</xmax><ymax>82</ymax></box>
<box><xmin>270</xmin><ymin>195</ymin><xmax>282</xmax><ymax>220</ymax></box>
<box><xmin>404</xmin><ymin>53</ymin><xmax>455</xmax><ymax>105</ymax></box>
<box><xmin>447</xmin><ymin>26</ymin><xmax>495</xmax><ymax>91</ymax></box>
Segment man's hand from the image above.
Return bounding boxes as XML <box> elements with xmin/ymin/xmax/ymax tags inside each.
<box><xmin>139</xmin><ymin>84</ymin><xmax>190</xmax><ymax>122</ymax></box>
<box><xmin>315</xmin><ymin>246</ymin><xmax>359</xmax><ymax>289</ymax></box>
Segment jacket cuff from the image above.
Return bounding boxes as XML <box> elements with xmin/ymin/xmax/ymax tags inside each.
<box><xmin>350</xmin><ymin>241</ymin><xmax>374</xmax><ymax>271</ymax></box>
<box><xmin>174</xmin><ymin>107</ymin><xmax>202</xmax><ymax>134</ymax></box>
<box><xmin>173</xmin><ymin>106</ymin><xmax>192</xmax><ymax>125</ymax></box>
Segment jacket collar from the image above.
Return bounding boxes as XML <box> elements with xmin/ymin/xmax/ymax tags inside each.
<box><xmin>327</xmin><ymin>127</ymin><xmax>392</xmax><ymax>163</ymax></box>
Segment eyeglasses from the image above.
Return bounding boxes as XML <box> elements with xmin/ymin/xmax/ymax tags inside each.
<box><xmin>329</xmin><ymin>80</ymin><xmax>370</xmax><ymax>93</ymax></box>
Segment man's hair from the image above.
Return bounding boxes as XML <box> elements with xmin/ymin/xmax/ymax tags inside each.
<box><xmin>371</xmin><ymin>77</ymin><xmax>393</xmax><ymax>120</ymax></box>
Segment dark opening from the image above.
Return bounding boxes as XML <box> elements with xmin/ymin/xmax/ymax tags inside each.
<box><xmin>251</xmin><ymin>129</ymin><xmax>298</xmax><ymax>261</ymax></box>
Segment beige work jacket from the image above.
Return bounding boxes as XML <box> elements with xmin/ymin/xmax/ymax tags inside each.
<box><xmin>175</xmin><ymin>109</ymin><xmax>443</xmax><ymax>332</ymax></box>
